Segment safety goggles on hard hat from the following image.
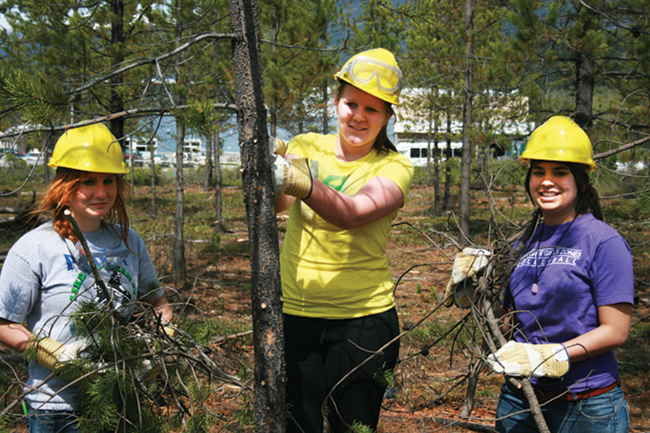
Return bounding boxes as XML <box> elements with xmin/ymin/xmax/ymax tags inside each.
<box><xmin>338</xmin><ymin>55</ymin><xmax>402</xmax><ymax>96</ymax></box>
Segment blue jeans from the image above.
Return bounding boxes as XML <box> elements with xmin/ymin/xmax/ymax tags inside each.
<box><xmin>496</xmin><ymin>382</ymin><xmax>629</xmax><ymax>433</ymax></box>
<box><xmin>26</xmin><ymin>410</ymin><xmax>79</xmax><ymax>433</ymax></box>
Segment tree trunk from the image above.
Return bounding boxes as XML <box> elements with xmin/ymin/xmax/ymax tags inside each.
<box><xmin>231</xmin><ymin>1</ymin><xmax>286</xmax><ymax>432</ymax></box>
<box><xmin>459</xmin><ymin>0</ymin><xmax>474</xmax><ymax>247</ymax></box>
<box><xmin>575</xmin><ymin>53</ymin><xmax>594</xmax><ymax>129</ymax></box>
<box><xmin>205</xmin><ymin>133</ymin><xmax>214</xmax><ymax>192</ymax></box>
<box><xmin>433</xmin><ymin>116</ymin><xmax>440</xmax><ymax>214</ymax></box>
<box><xmin>150</xmin><ymin>134</ymin><xmax>156</xmax><ymax>220</ymax></box>
<box><xmin>172</xmin><ymin>121</ymin><xmax>186</xmax><ymax>284</ymax></box>
<box><xmin>426</xmin><ymin>107</ymin><xmax>432</xmax><ymax>187</ymax></box>
<box><xmin>444</xmin><ymin>112</ymin><xmax>451</xmax><ymax>210</ymax></box>
<box><xmin>322</xmin><ymin>81</ymin><xmax>329</xmax><ymax>134</ymax></box>
<box><xmin>214</xmin><ymin>128</ymin><xmax>224</xmax><ymax>232</ymax></box>
<box><xmin>150</xmin><ymin>121</ymin><xmax>157</xmax><ymax>219</ymax></box>
<box><xmin>172</xmin><ymin>0</ymin><xmax>186</xmax><ymax>285</ymax></box>
<box><xmin>43</xmin><ymin>131</ymin><xmax>51</xmax><ymax>186</ymax></box>
<box><xmin>109</xmin><ymin>0</ymin><xmax>125</xmax><ymax>155</ymax></box>
<box><xmin>128</xmin><ymin>138</ymin><xmax>135</xmax><ymax>196</ymax></box>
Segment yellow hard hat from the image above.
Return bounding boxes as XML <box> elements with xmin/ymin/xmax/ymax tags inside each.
<box><xmin>334</xmin><ymin>48</ymin><xmax>403</xmax><ymax>106</ymax></box>
<box><xmin>520</xmin><ymin>116</ymin><xmax>597</xmax><ymax>172</ymax></box>
<box><xmin>49</xmin><ymin>123</ymin><xmax>129</xmax><ymax>174</ymax></box>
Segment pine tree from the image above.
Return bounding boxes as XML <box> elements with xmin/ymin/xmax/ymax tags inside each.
<box><xmin>258</xmin><ymin>0</ymin><xmax>339</xmax><ymax>137</ymax></box>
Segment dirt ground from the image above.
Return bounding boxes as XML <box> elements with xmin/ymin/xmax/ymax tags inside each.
<box><xmin>160</xmin><ymin>184</ymin><xmax>650</xmax><ymax>432</ymax></box>
<box><xmin>2</xmin><ymin>183</ymin><xmax>650</xmax><ymax>432</ymax></box>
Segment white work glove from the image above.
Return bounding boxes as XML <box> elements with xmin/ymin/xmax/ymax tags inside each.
<box><xmin>136</xmin><ymin>358</ymin><xmax>161</xmax><ymax>383</ymax></box>
<box><xmin>271</xmin><ymin>154</ymin><xmax>318</xmax><ymax>199</ymax></box>
<box><xmin>487</xmin><ymin>341</ymin><xmax>570</xmax><ymax>379</ymax></box>
<box><xmin>269</xmin><ymin>136</ymin><xmax>287</xmax><ymax>157</ymax></box>
<box><xmin>36</xmin><ymin>337</ymin><xmax>94</xmax><ymax>371</ymax></box>
<box><xmin>136</xmin><ymin>324</ymin><xmax>178</xmax><ymax>382</ymax></box>
<box><xmin>443</xmin><ymin>248</ymin><xmax>491</xmax><ymax>308</ymax></box>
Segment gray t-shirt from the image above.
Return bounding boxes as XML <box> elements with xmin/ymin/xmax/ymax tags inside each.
<box><xmin>0</xmin><ymin>221</ymin><xmax>163</xmax><ymax>411</ymax></box>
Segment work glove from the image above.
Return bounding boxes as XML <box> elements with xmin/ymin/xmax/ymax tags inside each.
<box><xmin>487</xmin><ymin>341</ymin><xmax>570</xmax><ymax>379</ymax></box>
<box><xmin>36</xmin><ymin>337</ymin><xmax>94</xmax><ymax>371</ymax></box>
<box><xmin>136</xmin><ymin>358</ymin><xmax>162</xmax><ymax>383</ymax></box>
<box><xmin>162</xmin><ymin>324</ymin><xmax>178</xmax><ymax>339</ymax></box>
<box><xmin>271</xmin><ymin>154</ymin><xmax>318</xmax><ymax>199</ymax></box>
<box><xmin>269</xmin><ymin>136</ymin><xmax>287</xmax><ymax>157</ymax></box>
<box><xmin>136</xmin><ymin>324</ymin><xmax>178</xmax><ymax>383</ymax></box>
<box><xmin>443</xmin><ymin>248</ymin><xmax>491</xmax><ymax>308</ymax></box>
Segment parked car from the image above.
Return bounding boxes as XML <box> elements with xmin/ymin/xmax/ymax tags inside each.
<box><xmin>24</xmin><ymin>152</ymin><xmax>43</xmax><ymax>165</ymax></box>
<box><xmin>124</xmin><ymin>149</ymin><xmax>143</xmax><ymax>167</ymax></box>
<box><xmin>153</xmin><ymin>154</ymin><xmax>170</xmax><ymax>167</ymax></box>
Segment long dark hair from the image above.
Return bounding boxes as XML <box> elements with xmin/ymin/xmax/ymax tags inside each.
<box><xmin>335</xmin><ymin>82</ymin><xmax>397</xmax><ymax>153</ymax></box>
<box><xmin>524</xmin><ymin>160</ymin><xmax>603</xmax><ymax>221</ymax></box>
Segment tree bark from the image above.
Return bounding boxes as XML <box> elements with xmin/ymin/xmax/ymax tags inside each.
<box><xmin>214</xmin><ymin>127</ymin><xmax>224</xmax><ymax>232</ymax></box>
<box><xmin>172</xmin><ymin>0</ymin><xmax>187</xmax><ymax>285</ymax></box>
<box><xmin>205</xmin><ymin>133</ymin><xmax>214</xmax><ymax>192</ymax></box>
<box><xmin>109</xmin><ymin>0</ymin><xmax>125</xmax><ymax>151</ymax></box>
<box><xmin>231</xmin><ymin>0</ymin><xmax>286</xmax><ymax>431</ymax></box>
<box><xmin>150</xmin><ymin>121</ymin><xmax>157</xmax><ymax>219</ymax></box>
<box><xmin>172</xmin><ymin>121</ymin><xmax>186</xmax><ymax>283</ymax></box>
<box><xmin>459</xmin><ymin>0</ymin><xmax>474</xmax><ymax>247</ymax></box>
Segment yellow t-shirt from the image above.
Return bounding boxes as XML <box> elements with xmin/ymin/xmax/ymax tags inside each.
<box><xmin>280</xmin><ymin>133</ymin><xmax>414</xmax><ymax>319</ymax></box>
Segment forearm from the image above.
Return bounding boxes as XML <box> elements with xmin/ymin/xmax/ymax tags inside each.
<box><xmin>563</xmin><ymin>303</ymin><xmax>632</xmax><ymax>363</ymax></box>
<box><xmin>275</xmin><ymin>194</ymin><xmax>295</xmax><ymax>213</ymax></box>
<box><xmin>145</xmin><ymin>295</ymin><xmax>174</xmax><ymax>324</ymax></box>
<box><xmin>0</xmin><ymin>318</ymin><xmax>35</xmax><ymax>353</ymax></box>
<box><xmin>302</xmin><ymin>177</ymin><xmax>403</xmax><ymax>229</ymax></box>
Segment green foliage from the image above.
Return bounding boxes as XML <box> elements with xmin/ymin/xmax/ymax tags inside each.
<box><xmin>0</xmin><ymin>67</ymin><xmax>68</xmax><ymax>125</ymax></box>
<box><xmin>181</xmin><ymin>316</ymin><xmax>250</xmax><ymax>346</ymax></box>
<box><xmin>178</xmin><ymin>100</ymin><xmax>220</xmax><ymax>138</ymax></box>
<box><xmin>635</xmin><ymin>192</ymin><xmax>650</xmax><ymax>218</ymax></box>
<box><xmin>373</xmin><ymin>364</ymin><xmax>396</xmax><ymax>389</ymax></box>
<box><xmin>130</xmin><ymin>166</ymin><xmax>168</xmax><ymax>187</ymax></box>
<box><xmin>411</xmin><ymin>157</ymin><xmax>462</xmax><ymax>186</ymax></box>
<box><xmin>347</xmin><ymin>421</ymin><xmax>376</xmax><ymax>433</ymax></box>
<box><xmin>0</xmin><ymin>158</ymin><xmax>53</xmax><ymax>190</ymax></box>
<box><xmin>259</xmin><ymin>0</ymin><xmax>339</xmax><ymax>135</ymax></box>
<box><xmin>231</xmin><ymin>394</ymin><xmax>255</xmax><ymax>430</ymax></box>
<box><xmin>40</xmin><ymin>300</ymin><xmax>238</xmax><ymax>433</ymax></box>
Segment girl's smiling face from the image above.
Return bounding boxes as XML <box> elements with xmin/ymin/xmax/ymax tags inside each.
<box><xmin>529</xmin><ymin>161</ymin><xmax>579</xmax><ymax>225</ymax></box>
<box><xmin>335</xmin><ymin>84</ymin><xmax>392</xmax><ymax>158</ymax></box>
<box><xmin>67</xmin><ymin>172</ymin><xmax>117</xmax><ymax>232</ymax></box>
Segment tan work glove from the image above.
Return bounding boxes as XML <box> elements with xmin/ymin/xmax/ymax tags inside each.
<box><xmin>36</xmin><ymin>337</ymin><xmax>94</xmax><ymax>371</ymax></box>
<box><xmin>271</xmin><ymin>154</ymin><xmax>318</xmax><ymax>199</ymax></box>
<box><xmin>269</xmin><ymin>136</ymin><xmax>287</xmax><ymax>157</ymax></box>
<box><xmin>162</xmin><ymin>324</ymin><xmax>178</xmax><ymax>339</ymax></box>
<box><xmin>443</xmin><ymin>248</ymin><xmax>491</xmax><ymax>308</ymax></box>
<box><xmin>487</xmin><ymin>341</ymin><xmax>570</xmax><ymax>378</ymax></box>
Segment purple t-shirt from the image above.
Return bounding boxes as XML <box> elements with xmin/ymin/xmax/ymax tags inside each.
<box><xmin>504</xmin><ymin>213</ymin><xmax>634</xmax><ymax>392</ymax></box>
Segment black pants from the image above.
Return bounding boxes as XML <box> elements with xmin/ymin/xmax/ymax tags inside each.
<box><xmin>284</xmin><ymin>308</ymin><xmax>400</xmax><ymax>433</ymax></box>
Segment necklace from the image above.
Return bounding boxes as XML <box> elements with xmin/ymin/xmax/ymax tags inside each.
<box><xmin>531</xmin><ymin>216</ymin><xmax>577</xmax><ymax>294</ymax></box>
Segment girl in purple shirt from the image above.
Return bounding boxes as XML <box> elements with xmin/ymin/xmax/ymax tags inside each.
<box><xmin>487</xmin><ymin>116</ymin><xmax>633</xmax><ymax>433</ymax></box>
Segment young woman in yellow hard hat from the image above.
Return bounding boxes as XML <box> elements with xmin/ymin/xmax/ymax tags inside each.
<box><xmin>487</xmin><ymin>116</ymin><xmax>633</xmax><ymax>433</ymax></box>
<box><xmin>0</xmin><ymin>123</ymin><xmax>174</xmax><ymax>433</ymax></box>
<box><xmin>271</xmin><ymin>48</ymin><xmax>414</xmax><ymax>433</ymax></box>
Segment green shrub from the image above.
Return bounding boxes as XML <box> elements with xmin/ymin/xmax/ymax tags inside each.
<box><xmin>130</xmin><ymin>166</ymin><xmax>169</xmax><ymax>186</ymax></box>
